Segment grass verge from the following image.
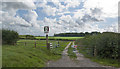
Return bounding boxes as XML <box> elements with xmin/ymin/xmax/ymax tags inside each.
<box><xmin>2</xmin><ymin>40</ymin><xmax>69</xmax><ymax>67</ymax></box>
<box><xmin>67</xmin><ymin>43</ymin><xmax>77</xmax><ymax>59</ymax></box>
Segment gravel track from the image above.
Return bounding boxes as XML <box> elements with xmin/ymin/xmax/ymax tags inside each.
<box><xmin>46</xmin><ymin>42</ymin><xmax>118</xmax><ymax>69</ymax></box>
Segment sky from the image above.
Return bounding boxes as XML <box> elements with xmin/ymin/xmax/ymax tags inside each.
<box><xmin>0</xmin><ymin>0</ymin><xmax>120</xmax><ymax>36</ymax></box>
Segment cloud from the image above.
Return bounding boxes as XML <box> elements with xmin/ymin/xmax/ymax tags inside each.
<box><xmin>104</xmin><ymin>23</ymin><xmax>118</xmax><ymax>32</ymax></box>
<box><xmin>42</xmin><ymin>5</ymin><xmax>57</xmax><ymax>16</ymax></box>
<box><xmin>81</xmin><ymin>14</ymin><xmax>103</xmax><ymax>22</ymax></box>
<box><xmin>2</xmin><ymin>0</ymin><xmax>36</xmax><ymax>17</ymax></box>
<box><xmin>22</xmin><ymin>10</ymin><xmax>39</xmax><ymax>27</ymax></box>
<box><xmin>2</xmin><ymin>11</ymin><xmax>32</xmax><ymax>28</ymax></box>
<box><xmin>2</xmin><ymin>2</ymin><xmax>36</xmax><ymax>10</ymax></box>
<box><xmin>83</xmin><ymin>0</ymin><xmax>119</xmax><ymax>18</ymax></box>
<box><xmin>1</xmin><ymin>1</ymin><xmax>40</xmax><ymax>35</ymax></box>
<box><xmin>59</xmin><ymin>15</ymin><xmax>72</xmax><ymax>22</ymax></box>
<box><xmin>64</xmin><ymin>0</ymin><xmax>81</xmax><ymax>8</ymax></box>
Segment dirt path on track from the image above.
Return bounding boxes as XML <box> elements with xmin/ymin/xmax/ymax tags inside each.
<box><xmin>46</xmin><ymin>42</ymin><xmax>118</xmax><ymax>69</ymax></box>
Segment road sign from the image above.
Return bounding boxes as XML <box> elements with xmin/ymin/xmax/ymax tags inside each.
<box><xmin>44</xmin><ymin>26</ymin><xmax>49</xmax><ymax>33</ymax></box>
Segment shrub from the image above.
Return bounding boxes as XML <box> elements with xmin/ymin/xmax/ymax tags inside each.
<box><xmin>77</xmin><ymin>32</ymin><xmax>119</xmax><ymax>59</ymax></box>
<box><xmin>2</xmin><ymin>29</ymin><xmax>19</xmax><ymax>45</ymax></box>
<box><xmin>25</xmin><ymin>35</ymin><xmax>36</xmax><ymax>40</ymax></box>
<box><xmin>96</xmin><ymin>33</ymin><xmax>118</xmax><ymax>59</ymax></box>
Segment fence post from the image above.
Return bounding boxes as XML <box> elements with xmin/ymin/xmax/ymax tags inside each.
<box><xmin>14</xmin><ymin>43</ymin><xmax>16</xmax><ymax>46</ymax></box>
<box><xmin>94</xmin><ymin>46</ymin><xmax>97</xmax><ymax>57</ymax></box>
<box><xmin>58</xmin><ymin>41</ymin><xmax>60</xmax><ymax>47</ymax></box>
<box><xmin>47</xmin><ymin>43</ymin><xmax>50</xmax><ymax>50</ymax></box>
<box><xmin>35</xmin><ymin>42</ymin><xmax>36</xmax><ymax>48</ymax></box>
<box><xmin>25</xmin><ymin>42</ymin><xmax>26</xmax><ymax>46</ymax></box>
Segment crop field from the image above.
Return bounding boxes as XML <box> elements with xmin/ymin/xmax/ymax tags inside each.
<box><xmin>35</xmin><ymin>37</ymin><xmax>84</xmax><ymax>40</ymax></box>
<box><xmin>2</xmin><ymin>39</ymin><xmax>70</xmax><ymax>67</ymax></box>
<box><xmin>19</xmin><ymin>35</ymin><xmax>84</xmax><ymax>40</ymax></box>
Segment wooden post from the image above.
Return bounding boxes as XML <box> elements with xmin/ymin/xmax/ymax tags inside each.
<box><xmin>46</xmin><ymin>34</ymin><xmax>49</xmax><ymax>50</ymax></box>
<box><xmin>47</xmin><ymin>43</ymin><xmax>50</xmax><ymax>50</ymax></box>
<box><xmin>94</xmin><ymin>46</ymin><xmax>97</xmax><ymax>57</ymax></box>
<box><xmin>58</xmin><ymin>41</ymin><xmax>59</xmax><ymax>47</ymax></box>
<box><xmin>35</xmin><ymin>42</ymin><xmax>36</xmax><ymax>48</ymax></box>
<box><xmin>14</xmin><ymin>42</ymin><xmax>16</xmax><ymax>46</ymax></box>
<box><xmin>25</xmin><ymin>42</ymin><xmax>26</xmax><ymax>46</ymax></box>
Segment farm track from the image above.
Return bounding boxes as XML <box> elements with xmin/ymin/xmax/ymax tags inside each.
<box><xmin>46</xmin><ymin>42</ymin><xmax>118</xmax><ymax>69</ymax></box>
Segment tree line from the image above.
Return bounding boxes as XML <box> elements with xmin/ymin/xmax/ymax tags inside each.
<box><xmin>54</xmin><ymin>32</ymin><xmax>111</xmax><ymax>37</ymax></box>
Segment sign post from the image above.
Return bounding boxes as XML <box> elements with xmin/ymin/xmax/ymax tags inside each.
<box><xmin>44</xmin><ymin>26</ymin><xmax>50</xmax><ymax>50</ymax></box>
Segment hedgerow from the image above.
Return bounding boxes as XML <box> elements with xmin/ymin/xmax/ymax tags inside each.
<box><xmin>77</xmin><ymin>32</ymin><xmax>119</xmax><ymax>59</ymax></box>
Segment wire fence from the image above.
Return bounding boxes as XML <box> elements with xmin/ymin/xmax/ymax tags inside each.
<box><xmin>14</xmin><ymin>41</ymin><xmax>60</xmax><ymax>48</ymax></box>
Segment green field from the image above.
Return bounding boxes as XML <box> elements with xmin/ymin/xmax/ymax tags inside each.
<box><xmin>2</xmin><ymin>39</ymin><xmax>70</xmax><ymax>67</ymax></box>
<box><xmin>35</xmin><ymin>37</ymin><xmax>84</xmax><ymax>40</ymax></box>
<box><xmin>19</xmin><ymin>35</ymin><xmax>84</xmax><ymax>40</ymax></box>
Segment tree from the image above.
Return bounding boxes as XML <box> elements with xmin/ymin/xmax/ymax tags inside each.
<box><xmin>2</xmin><ymin>29</ymin><xmax>19</xmax><ymax>45</ymax></box>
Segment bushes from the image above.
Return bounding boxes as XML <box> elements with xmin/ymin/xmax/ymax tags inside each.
<box><xmin>25</xmin><ymin>35</ymin><xmax>36</xmax><ymax>40</ymax></box>
<box><xmin>19</xmin><ymin>35</ymin><xmax>36</xmax><ymax>40</ymax></box>
<box><xmin>2</xmin><ymin>29</ymin><xmax>19</xmax><ymax>45</ymax></box>
<box><xmin>77</xmin><ymin>32</ymin><xmax>119</xmax><ymax>59</ymax></box>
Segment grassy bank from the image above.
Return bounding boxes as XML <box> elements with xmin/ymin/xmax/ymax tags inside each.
<box><xmin>2</xmin><ymin>40</ymin><xmax>69</xmax><ymax>67</ymax></box>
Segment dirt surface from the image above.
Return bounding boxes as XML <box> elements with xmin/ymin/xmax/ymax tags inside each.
<box><xmin>46</xmin><ymin>42</ymin><xmax>118</xmax><ymax>69</ymax></box>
